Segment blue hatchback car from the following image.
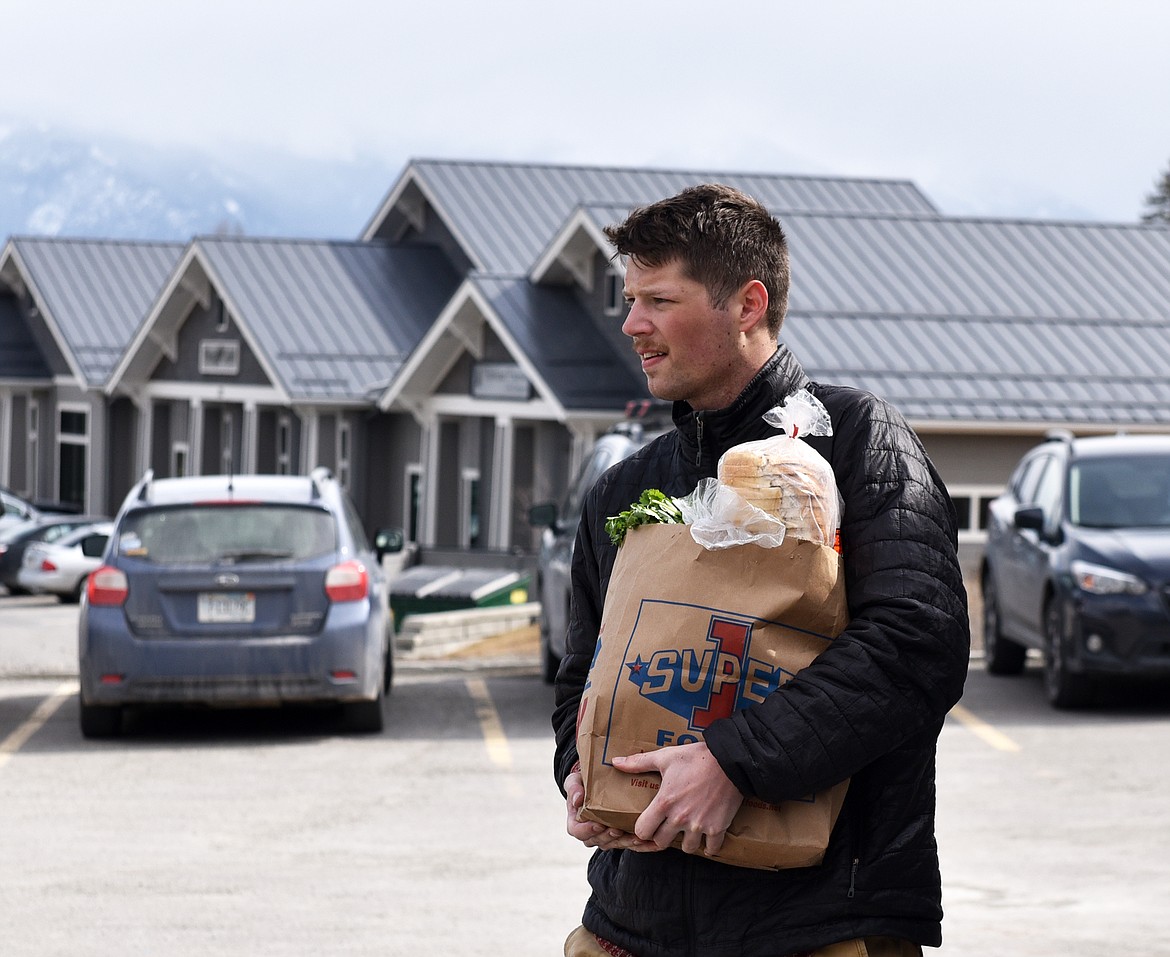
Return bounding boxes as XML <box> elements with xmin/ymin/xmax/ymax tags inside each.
<box><xmin>78</xmin><ymin>468</ymin><xmax>396</xmax><ymax>737</ymax></box>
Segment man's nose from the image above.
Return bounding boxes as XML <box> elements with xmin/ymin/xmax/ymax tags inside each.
<box><xmin>621</xmin><ymin>301</ymin><xmax>649</xmax><ymax>338</ymax></box>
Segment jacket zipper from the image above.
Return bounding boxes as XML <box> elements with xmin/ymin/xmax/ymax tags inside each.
<box><xmin>694</xmin><ymin>414</ymin><xmax>704</xmax><ymax>467</ymax></box>
<box><xmin>847</xmin><ymin>857</ymin><xmax>859</xmax><ymax>898</ymax></box>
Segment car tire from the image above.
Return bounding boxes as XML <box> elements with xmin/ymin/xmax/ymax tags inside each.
<box><xmin>61</xmin><ymin>576</ymin><xmax>87</xmax><ymax>605</ymax></box>
<box><xmin>1043</xmin><ymin>599</ymin><xmax>1093</xmax><ymax>709</ymax></box>
<box><xmin>982</xmin><ymin>570</ymin><xmax>1027</xmax><ymax>675</ymax></box>
<box><xmin>80</xmin><ymin>701</ymin><xmax>123</xmax><ymax>738</ymax></box>
<box><xmin>342</xmin><ymin>688</ymin><xmax>385</xmax><ymax>733</ymax></box>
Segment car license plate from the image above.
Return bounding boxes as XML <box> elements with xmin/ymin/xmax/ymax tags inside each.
<box><xmin>198</xmin><ymin>591</ymin><xmax>256</xmax><ymax>623</ymax></box>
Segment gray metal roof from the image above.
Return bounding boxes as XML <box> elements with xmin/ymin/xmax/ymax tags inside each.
<box><xmin>784</xmin><ymin>214</ymin><xmax>1170</xmax><ymax>322</ymax></box>
<box><xmin>470</xmin><ymin>275</ymin><xmax>647</xmax><ymax>411</ymax></box>
<box><xmin>196</xmin><ymin>237</ymin><xmax>461</xmax><ymax>401</ymax></box>
<box><xmin>778</xmin><ymin>215</ymin><xmax>1170</xmax><ymax>425</ymax></box>
<box><xmin>371</xmin><ymin>159</ymin><xmax>939</xmax><ymax>276</ymax></box>
<box><xmin>7</xmin><ymin>237</ymin><xmax>182</xmax><ymax>386</ymax></box>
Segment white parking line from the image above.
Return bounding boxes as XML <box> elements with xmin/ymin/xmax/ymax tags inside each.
<box><xmin>0</xmin><ymin>680</ymin><xmax>77</xmax><ymax>769</ymax></box>
<box><xmin>949</xmin><ymin>702</ymin><xmax>1022</xmax><ymax>752</ymax></box>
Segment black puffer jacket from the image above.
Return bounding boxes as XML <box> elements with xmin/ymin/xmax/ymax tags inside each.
<box><xmin>552</xmin><ymin>346</ymin><xmax>970</xmax><ymax>957</ymax></box>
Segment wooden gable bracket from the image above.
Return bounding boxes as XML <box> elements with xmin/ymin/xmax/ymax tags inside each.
<box><xmin>397</xmin><ymin>189</ymin><xmax>428</xmax><ymax>234</ymax></box>
<box><xmin>178</xmin><ymin>272</ymin><xmax>211</xmax><ymax>311</ymax></box>
<box><xmin>558</xmin><ymin>235</ymin><xmax>596</xmax><ymax>292</ymax></box>
<box><xmin>448</xmin><ymin>304</ymin><xmax>484</xmax><ymax>359</ymax></box>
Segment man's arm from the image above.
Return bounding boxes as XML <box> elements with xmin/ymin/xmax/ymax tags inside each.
<box><xmin>551</xmin><ymin>485</ymin><xmax>609</xmax><ymax>794</ymax></box>
<box><xmin>703</xmin><ymin>394</ymin><xmax>971</xmax><ymax>802</ymax></box>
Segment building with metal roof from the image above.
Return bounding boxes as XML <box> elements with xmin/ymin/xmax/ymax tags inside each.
<box><xmin>2</xmin><ymin>158</ymin><xmax>1169</xmax><ymax>566</ymax></box>
<box><xmin>0</xmin><ymin>237</ymin><xmax>182</xmax><ymax>511</ymax></box>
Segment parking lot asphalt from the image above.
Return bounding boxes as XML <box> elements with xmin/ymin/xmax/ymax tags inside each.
<box><xmin>2</xmin><ymin>590</ymin><xmax>1169</xmax><ymax>955</ymax></box>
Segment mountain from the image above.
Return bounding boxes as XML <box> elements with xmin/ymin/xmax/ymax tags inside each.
<box><xmin>0</xmin><ymin>120</ymin><xmax>400</xmax><ymax>242</ymax></box>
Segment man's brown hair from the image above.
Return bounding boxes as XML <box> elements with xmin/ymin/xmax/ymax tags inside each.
<box><xmin>604</xmin><ymin>183</ymin><xmax>790</xmax><ymax>336</ymax></box>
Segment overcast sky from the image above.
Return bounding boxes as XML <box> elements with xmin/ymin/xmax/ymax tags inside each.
<box><xmin>3</xmin><ymin>0</ymin><xmax>1168</xmax><ymax>223</ymax></box>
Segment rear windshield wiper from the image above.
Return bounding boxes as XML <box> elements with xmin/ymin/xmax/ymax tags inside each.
<box><xmin>215</xmin><ymin>549</ymin><xmax>294</xmax><ymax>563</ymax></box>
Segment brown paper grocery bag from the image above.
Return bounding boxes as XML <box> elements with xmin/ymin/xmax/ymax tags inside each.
<box><xmin>576</xmin><ymin>523</ymin><xmax>850</xmax><ymax>870</ymax></box>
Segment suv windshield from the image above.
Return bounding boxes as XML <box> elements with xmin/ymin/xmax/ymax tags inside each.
<box><xmin>117</xmin><ymin>505</ymin><xmax>337</xmax><ymax>564</ymax></box>
<box><xmin>1070</xmin><ymin>455</ymin><xmax>1170</xmax><ymax>529</ymax></box>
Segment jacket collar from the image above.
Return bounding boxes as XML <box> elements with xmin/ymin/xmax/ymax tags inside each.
<box><xmin>672</xmin><ymin>344</ymin><xmax>812</xmax><ymax>473</ymax></box>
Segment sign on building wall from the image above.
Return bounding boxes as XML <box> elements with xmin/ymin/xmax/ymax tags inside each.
<box><xmin>471</xmin><ymin>362</ymin><xmax>531</xmax><ymax>401</ymax></box>
<box><xmin>199</xmin><ymin>339</ymin><xmax>241</xmax><ymax>376</ymax></box>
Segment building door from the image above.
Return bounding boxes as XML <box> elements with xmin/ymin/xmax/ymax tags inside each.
<box><xmin>57</xmin><ymin>406</ymin><xmax>89</xmax><ymax>511</ymax></box>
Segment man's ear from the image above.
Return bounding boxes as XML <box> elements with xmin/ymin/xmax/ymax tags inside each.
<box><xmin>737</xmin><ymin>279</ymin><xmax>770</xmax><ymax>333</ymax></box>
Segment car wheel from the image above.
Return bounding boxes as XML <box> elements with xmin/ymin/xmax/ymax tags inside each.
<box><xmin>1043</xmin><ymin>599</ymin><xmax>1093</xmax><ymax>709</ymax></box>
<box><xmin>80</xmin><ymin>701</ymin><xmax>123</xmax><ymax>738</ymax></box>
<box><xmin>342</xmin><ymin>688</ymin><xmax>385</xmax><ymax>733</ymax></box>
<box><xmin>982</xmin><ymin>570</ymin><xmax>1027</xmax><ymax>675</ymax></box>
<box><xmin>61</xmin><ymin>577</ymin><xmax>87</xmax><ymax>605</ymax></box>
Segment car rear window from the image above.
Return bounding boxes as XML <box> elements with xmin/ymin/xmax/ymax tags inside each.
<box><xmin>117</xmin><ymin>505</ymin><xmax>337</xmax><ymax>564</ymax></box>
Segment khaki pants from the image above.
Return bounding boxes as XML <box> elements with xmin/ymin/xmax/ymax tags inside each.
<box><xmin>564</xmin><ymin>925</ymin><xmax>923</xmax><ymax>957</ymax></box>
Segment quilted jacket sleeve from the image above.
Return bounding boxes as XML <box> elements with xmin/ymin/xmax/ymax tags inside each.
<box><xmin>702</xmin><ymin>388</ymin><xmax>971</xmax><ymax>802</ymax></box>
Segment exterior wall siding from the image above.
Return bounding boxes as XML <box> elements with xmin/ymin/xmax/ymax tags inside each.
<box><xmin>107</xmin><ymin>397</ymin><xmax>138</xmax><ymax>514</ymax></box>
<box><xmin>8</xmin><ymin>393</ymin><xmax>28</xmax><ymax>496</ymax></box>
<box><xmin>151</xmin><ymin>298</ymin><xmax>270</xmax><ymax>387</ymax></box>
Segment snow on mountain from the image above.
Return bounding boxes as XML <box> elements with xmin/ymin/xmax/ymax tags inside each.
<box><xmin>0</xmin><ymin>120</ymin><xmax>397</xmax><ymax>242</ymax></box>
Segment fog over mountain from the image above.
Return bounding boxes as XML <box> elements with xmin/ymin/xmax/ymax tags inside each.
<box><xmin>0</xmin><ymin>120</ymin><xmax>399</xmax><ymax>242</ymax></box>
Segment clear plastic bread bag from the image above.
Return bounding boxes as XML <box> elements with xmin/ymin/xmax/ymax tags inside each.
<box><xmin>679</xmin><ymin>390</ymin><xmax>842</xmax><ymax>550</ymax></box>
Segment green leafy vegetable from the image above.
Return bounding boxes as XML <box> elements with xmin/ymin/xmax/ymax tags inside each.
<box><xmin>605</xmin><ymin>488</ymin><xmax>685</xmax><ymax>546</ymax></box>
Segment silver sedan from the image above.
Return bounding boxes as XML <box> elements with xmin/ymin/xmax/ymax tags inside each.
<box><xmin>18</xmin><ymin>522</ymin><xmax>113</xmax><ymax>603</ymax></box>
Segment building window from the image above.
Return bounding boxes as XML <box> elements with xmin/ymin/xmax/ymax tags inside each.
<box><xmin>603</xmin><ymin>268</ymin><xmax>624</xmax><ymax>316</ymax></box>
<box><xmin>221</xmin><ymin>414</ymin><xmax>234</xmax><ymax>473</ymax></box>
<box><xmin>57</xmin><ymin>405</ymin><xmax>89</xmax><ymax>511</ymax></box>
<box><xmin>949</xmin><ymin>485</ymin><xmax>1001</xmax><ymax>542</ymax></box>
<box><xmin>337</xmin><ymin>419</ymin><xmax>351</xmax><ymax>488</ymax></box>
<box><xmin>277</xmin><ymin>415</ymin><xmax>292</xmax><ymax>475</ymax></box>
<box><xmin>27</xmin><ymin>401</ymin><xmax>39</xmax><ymax>498</ymax></box>
<box><xmin>171</xmin><ymin>442</ymin><xmax>189</xmax><ymax>478</ymax></box>
<box><xmin>461</xmin><ymin>468</ymin><xmax>481</xmax><ymax>549</ymax></box>
<box><xmin>406</xmin><ymin>464</ymin><xmax>422</xmax><ymax>544</ymax></box>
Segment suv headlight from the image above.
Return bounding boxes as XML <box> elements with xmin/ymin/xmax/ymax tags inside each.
<box><xmin>1070</xmin><ymin>560</ymin><xmax>1148</xmax><ymax>596</ymax></box>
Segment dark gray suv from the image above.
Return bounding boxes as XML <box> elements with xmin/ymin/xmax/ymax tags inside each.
<box><xmin>981</xmin><ymin>432</ymin><xmax>1170</xmax><ymax>707</ymax></box>
<box><xmin>529</xmin><ymin>404</ymin><xmax>671</xmax><ymax>682</ymax></box>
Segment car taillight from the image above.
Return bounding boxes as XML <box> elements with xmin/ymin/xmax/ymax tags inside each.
<box><xmin>88</xmin><ymin>566</ymin><xmax>129</xmax><ymax>606</ymax></box>
<box><xmin>324</xmin><ymin>560</ymin><xmax>368</xmax><ymax>602</ymax></box>
<box><xmin>40</xmin><ymin>559</ymin><xmax>58</xmax><ymax>572</ymax></box>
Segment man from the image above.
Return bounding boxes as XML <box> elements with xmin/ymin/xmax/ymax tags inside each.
<box><xmin>552</xmin><ymin>184</ymin><xmax>970</xmax><ymax>957</ymax></box>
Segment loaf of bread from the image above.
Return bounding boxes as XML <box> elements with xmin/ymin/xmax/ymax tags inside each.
<box><xmin>717</xmin><ymin>436</ymin><xmax>839</xmax><ymax>546</ymax></box>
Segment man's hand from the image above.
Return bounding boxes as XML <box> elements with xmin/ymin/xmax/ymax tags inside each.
<box><xmin>564</xmin><ymin>768</ymin><xmax>660</xmax><ymax>852</ymax></box>
<box><xmin>612</xmin><ymin>742</ymin><xmax>744</xmax><ymax>856</ymax></box>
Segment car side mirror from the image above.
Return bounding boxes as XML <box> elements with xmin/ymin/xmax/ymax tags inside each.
<box><xmin>374</xmin><ymin>527</ymin><xmax>404</xmax><ymax>563</ymax></box>
<box><xmin>82</xmin><ymin>535</ymin><xmax>109</xmax><ymax>559</ymax></box>
<box><xmin>528</xmin><ymin>502</ymin><xmax>559</xmax><ymax>529</ymax></box>
<box><xmin>1013</xmin><ymin>506</ymin><xmax>1045</xmax><ymax>532</ymax></box>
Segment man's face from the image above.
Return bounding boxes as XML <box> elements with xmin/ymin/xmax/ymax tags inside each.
<box><xmin>620</xmin><ymin>257</ymin><xmax>743</xmax><ymax>411</ymax></box>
